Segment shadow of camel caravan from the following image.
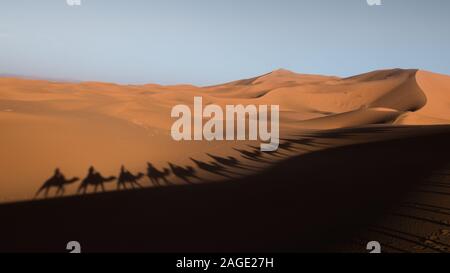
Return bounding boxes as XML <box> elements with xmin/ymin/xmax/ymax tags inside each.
<box><xmin>35</xmin><ymin>168</ymin><xmax>79</xmax><ymax>198</ymax></box>
<box><xmin>117</xmin><ymin>165</ymin><xmax>145</xmax><ymax>190</ymax></box>
<box><xmin>77</xmin><ymin>166</ymin><xmax>116</xmax><ymax>194</ymax></box>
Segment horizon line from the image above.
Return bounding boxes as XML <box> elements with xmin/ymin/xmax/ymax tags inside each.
<box><xmin>0</xmin><ymin>67</ymin><xmax>440</xmax><ymax>88</ymax></box>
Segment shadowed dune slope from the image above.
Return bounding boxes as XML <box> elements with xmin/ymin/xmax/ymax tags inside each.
<box><xmin>0</xmin><ymin>125</ymin><xmax>449</xmax><ymax>252</ymax></box>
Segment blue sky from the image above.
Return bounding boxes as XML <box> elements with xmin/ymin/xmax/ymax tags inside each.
<box><xmin>0</xmin><ymin>0</ymin><xmax>449</xmax><ymax>85</ymax></box>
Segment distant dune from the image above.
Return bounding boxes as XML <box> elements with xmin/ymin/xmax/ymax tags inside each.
<box><xmin>0</xmin><ymin>68</ymin><xmax>449</xmax><ymax>202</ymax></box>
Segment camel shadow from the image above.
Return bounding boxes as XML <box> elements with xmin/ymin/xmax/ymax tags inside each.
<box><xmin>35</xmin><ymin>168</ymin><xmax>79</xmax><ymax>198</ymax></box>
<box><xmin>147</xmin><ymin>162</ymin><xmax>172</xmax><ymax>186</ymax></box>
<box><xmin>117</xmin><ymin>165</ymin><xmax>145</xmax><ymax>190</ymax></box>
<box><xmin>77</xmin><ymin>166</ymin><xmax>116</xmax><ymax>194</ymax></box>
<box><xmin>189</xmin><ymin>157</ymin><xmax>236</xmax><ymax>179</ymax></box>
<box><xmin>248</xmin><ymin>144</ymin><xmax>288</xmax><ymax>158</ymax></box>
<box><xmin>232</xmin><ymin>148</ymin><xmax>272</xmax><ymax>164</ymax></box>
<box><xmin>206</xmin><ymin>153</ymin><xmax>258</xmax><ymax>171</ymax></box>
<box><xmin>168</xmin><ymin>162</ymin><xmax>200</xmax><ymax>184</ymax></box>
<box><xmin>281</xmin><ymin>137</ymin><xmax>317</xmax><ymax>147</ymax></box>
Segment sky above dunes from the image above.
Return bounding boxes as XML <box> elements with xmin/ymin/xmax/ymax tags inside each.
<box><xmin>0</xmin><ymin>0</ymin><xmax>449</xmax><ymax>85</ymax></box>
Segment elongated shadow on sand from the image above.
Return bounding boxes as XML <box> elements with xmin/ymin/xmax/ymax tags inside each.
<box><xmin>279</xmin><ymin>137</ymin><xmax>319</xmax><ymax>153</ymax></box>
<box><xmin>281</xmin><ymin>137</ymin><xmax>317</xmax><ymax>146</ymax></box>
<box><xmin>247</xmin><ymin>145</ymin><xmax>287</xmax><ymax>158</ymax></box>
<box><xmin>168</xmin><ymin>162</ymin><xmax>200</xmax><ymax>184</ymax></box>
<box><xmin>232</xmin><ymin>148</ymin><xmax>273</xmax><ymax>164</ymax></box>
<box><xmin>35</xmin><ymin>168</ymin><xmax>79</xmax><ymax>198</ymax></box>
<box><xmin>147</xmin><ymin>162</ymin><xmax>172</xmax><ymax>186</ymax></box>
<box><xmin>117</xmin><ymin>165</ymin><xmax>145</xmax><ymax>190</ymax></box>
<box><xmin>77</xmin><ymin>166</ymin><xmax>116</xmax><ymax>194</ymax></box>
<box><xmin>277</xmin><ymin>141</ymin><xmax>298</xmax><ymax>152</ymax></box>
<box><xmin>189</xmin><ymin>157</ymin><xmax>238</xmax><ymax>179</ymax></box>
<box><xmin>249</xmin><ymin>143</ymin><xmax>296</xmax><ymax>158</ymax></box>
<box><xmin>206</xmin><ymin>153</ymin><xmax>259</xmax><ymax>171</ymax></box>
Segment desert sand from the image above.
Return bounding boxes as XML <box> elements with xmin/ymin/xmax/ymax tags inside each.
<box><xmin>0</xmin><ymin>68</ymin><xmax>449</xmax><ymax>202</ymax></box>
<box><xmin>0</xmin><ymin>68</ymin><xmax>450</xmax><ymax>252</ymax></box>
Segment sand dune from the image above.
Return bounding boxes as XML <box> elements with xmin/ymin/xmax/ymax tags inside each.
<box><xmin>395</xmin><ymin>70</ymin><xmax>450</xmax><ymax>125</ymax></box>
<box><xmin>0</xmin><ymin>68</ymin><xmax>449</xmax><ymax>202</ymax></box>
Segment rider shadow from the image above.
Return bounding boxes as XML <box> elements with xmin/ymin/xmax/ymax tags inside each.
<box><xmin>146</xmin><ymin>162</ymin><xmax>172</xmax><ymax>186</ymax></box>
<box><xmin>77</xmin><ymin>166</ymin><xmax>116</xmax><ymax>194</ymax></box>
<box><xmin>35</xmin><ymin>168</ymin><xmax>79</xmax><ymax>198</ymax></box>
<box><xmin>168</xmin><ymin>162</ymin><xmax>200</xmax><ymax>184</ymax></box>
<box><xmin>117</xmin><ymin>165</ymin><xmax>145</xmax><ymax>190</ymax></box>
